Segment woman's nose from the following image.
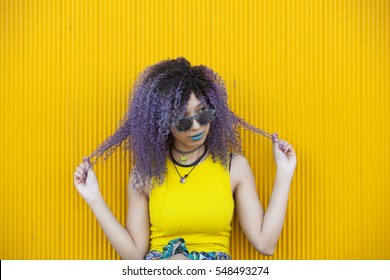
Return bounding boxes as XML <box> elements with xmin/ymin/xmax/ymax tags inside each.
<box><xmin>190</xmin><ymin>118</ymin><xmax>201</xmax><ymax>130</ymax></box>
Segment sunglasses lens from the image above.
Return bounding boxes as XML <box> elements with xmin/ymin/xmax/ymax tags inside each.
<box><xmin>198</xmin><ymin>110</ymin><xmax>213</xmax><ymax>125</ymax></box>
<box><xmin>176</xmin><ymin>118</ymin><xmax>192</xmax><ymax>132</ymax></box>
<box><xmin>175</xmin><ymin>110</ymin><xmax>215</xmax><ymax>132</ymax></box>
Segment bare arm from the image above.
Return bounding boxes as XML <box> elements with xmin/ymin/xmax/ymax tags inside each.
<box><xmin>124</xmin><ymin>170</ymin><xmax>150</xmax><ymax>258</ymax></box>
<box><xmin>74</xmin><ymin>159</ymin><xmax>149</xmax><ymax>259</ymax></box>
<box><xmin>231</xmin><ymin>136</ymin><xmax>296</xmax><ymax>256</ymax></box>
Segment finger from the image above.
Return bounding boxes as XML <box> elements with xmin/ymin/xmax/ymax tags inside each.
<box><xmin>74</xmin><ymin>177</ymin><xmax>84</xmax><ymax>185</ymax></box>
<box><xmin>277</xmin><ymin>141</ymin><xmax>288</xmax><ymax>152</ymax></box>
<box><xmin>79</xmin><ymin>157</ymin><xmax>91</xmax><ymax>173</ymax></box>
<box><xmin>76</xmin><ymin>167</ymin><xmax>87</xmax><ymax>178</ymax></box>
<box><xmin>74</xmin><ymin>172</ymin><xmax>85</xmax><ymax>184</ymax></box>
<box><xmin>279</xmin><ymin>143</ymin><xmax>287</xmax><ymax>152</ymax></box>
<box><xmin>280</xmin><ymin>142</ymin><xmax>291</xmax><ymax>153</ymax></box>
<box><xmin>275</xmin><ymin>137</ymin><xmax>290</xmax><ymax>152</ymax></box>
<box><xmin>74</xmin><ymin>170</ymin><xmax>83</xmax><ymax>178</ymax></box>
<box><xmin>271</xmin><ymin>132</ymin><xmax>279</xmax><ymax>143</ymax></box>
<box><xmin>76</xmin><ymin>166</ymin><xmax>85</xmax><ymax>173</ymax></box>
<box><xmin>83</xmin><ymin>156</ymin><xmax>91</xmax><ymax>171</ymax></box>
<box><xmin>285</xmin><ymin>144</ymin><xmax>295</xmax><ymax>155</ymax></box>
<box><xmin>272</xmin><ymin>132</ymin><xmax>285</xmax><ymax>152</ymax></box>
<box><xmin>271</xmin><ymin>133</ymin><xmax>280</xmax><ymax>148</ymax></box>
<box><xmin>76</xmin><ymin>166</ymin><xmax>88</xmax><ymax>178</ymax></box>
<box><xmin>74</xmin><ymin>171</ymin><xmax>85</xmax><ymax>182</ymax></box>
<box><xmin>79</xmin><ymin>162</ymin><xmax>87</xmax><ymax>173</ymax></box>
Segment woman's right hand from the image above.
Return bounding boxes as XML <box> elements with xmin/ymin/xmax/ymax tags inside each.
<box><xmin>73</xmin><ymin>157</ymin><xmax>101</xmax><ymax>204</ymax></box>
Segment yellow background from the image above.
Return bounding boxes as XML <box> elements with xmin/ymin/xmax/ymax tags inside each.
<box><xmin>1</xmin><ymin>0</ymin><xmax>389</xmax><ymax>259</ymax></box>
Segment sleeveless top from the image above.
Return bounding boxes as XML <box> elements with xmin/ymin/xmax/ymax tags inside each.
<box><xmin>148</xmin><ymin>154</ymin><xmax>235</xmax><ymax>254</ymax></box>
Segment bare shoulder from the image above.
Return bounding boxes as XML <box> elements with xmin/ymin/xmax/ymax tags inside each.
<box><xmin>230</xmin><ymin>153</ymin><xmax>249</xmax><ymax>166</ymax></box>
<box><xmin>229</xmin><ymin>154</ymin><xmax>256</xmax><ymax>195</ymax></box>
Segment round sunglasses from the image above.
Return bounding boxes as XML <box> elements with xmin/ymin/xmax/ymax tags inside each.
<box><xmin>173</xmin><ymin>109</ymin><xmax>216</xmax><ymax>132</ymax></box>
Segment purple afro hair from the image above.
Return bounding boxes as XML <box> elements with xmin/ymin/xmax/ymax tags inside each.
<box><xmin>88</xmin><ymin>57</ymin><xmax>272</xmax><ymax>190</ymax></box>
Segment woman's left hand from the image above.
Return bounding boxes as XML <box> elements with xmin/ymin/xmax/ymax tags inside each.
<box><xmin>271</xmin><ymin>132</ymin><xmax>297</xmax><ymax>175</ymax></box>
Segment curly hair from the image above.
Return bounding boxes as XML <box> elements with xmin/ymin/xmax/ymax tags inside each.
<box><xmin>88</xmin><ymin>57</ymin><xmax>273</xmax><ymax>190</ymax></box>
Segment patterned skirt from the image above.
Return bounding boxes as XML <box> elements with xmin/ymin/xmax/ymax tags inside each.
<box><xmin>144</xmin><ymin>237</ymin><xmax>231</xmax><ymax>260</ymax></box>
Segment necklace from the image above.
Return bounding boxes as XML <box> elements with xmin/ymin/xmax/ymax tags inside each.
<box><xmin>169</xmin><ymin>144</ymin><xmax>208</xmax><ymax>184</ymax></box>
<box><xmin>172</xmin><ymin>143</ymin><xmax>204</xmax><ymax>164</ymax></box>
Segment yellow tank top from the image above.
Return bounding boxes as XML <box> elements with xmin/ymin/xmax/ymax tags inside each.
<box><xmin>149</xmin><ymin>154</ymin><xmax>234</xmax><ymax>254</ymax></box>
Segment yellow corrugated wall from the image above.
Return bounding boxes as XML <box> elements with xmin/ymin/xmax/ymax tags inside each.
<box><xmin>0</xmin><ymin>0</ymin><xmax>389</xmax><ymax>260</ymax></box>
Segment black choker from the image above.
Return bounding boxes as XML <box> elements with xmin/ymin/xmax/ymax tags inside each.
<box><xmin>169</xmin><ymin>144</ymin><xmax>207</xmax><ymax>184</ymax></box>
<box><xmin>172</xmin><ymin>143</ymin><xmax>204</xmax><ymax>164</ymax></box>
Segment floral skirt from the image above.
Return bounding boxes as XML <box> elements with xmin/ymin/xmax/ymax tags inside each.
<box><xmin>144</xmin><ymin>237</ymin><xmax>231</xmax><ymax>260</ymax></box>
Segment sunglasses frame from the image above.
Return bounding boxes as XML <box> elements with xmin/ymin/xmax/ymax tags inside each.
<box><xmin>172</xmin><ymin>109</ymin><xmax>216</xmax><ymax>132</ymax></box>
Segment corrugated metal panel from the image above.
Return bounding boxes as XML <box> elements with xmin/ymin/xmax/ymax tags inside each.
<box><xmin>0</xmin><ymin>0</ymin><xmax>389</xmax><ymax>260</ymax></box>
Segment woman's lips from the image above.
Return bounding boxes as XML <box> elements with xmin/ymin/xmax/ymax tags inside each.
<box><xmin>190</xmin><ymin>132</ymin><xmax>204</xmax><ymax>140</ymax></box>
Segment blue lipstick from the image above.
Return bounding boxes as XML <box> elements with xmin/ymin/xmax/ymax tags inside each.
<box><xmin>190</xmin><ymin>132</ymin><xmax>204</xmax><ymax>141</ymax></box>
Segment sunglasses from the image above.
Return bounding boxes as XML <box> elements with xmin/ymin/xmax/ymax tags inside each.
<box><xmin>173</xmin><ymin>109</ymin><xmax>216</xmax><ymax>132</ymax></box>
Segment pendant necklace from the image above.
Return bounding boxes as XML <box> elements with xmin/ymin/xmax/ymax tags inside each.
<box><xmin>172</xmin><ymin>143</ymin><xmax>204</xmax><ymax>164</ymax></box>
<box><xmin>170</xmin><ymin>144</ymin><xmax>208</xmax><ymax>184</ymax></box>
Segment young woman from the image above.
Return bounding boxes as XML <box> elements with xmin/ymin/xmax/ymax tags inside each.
<box><xmin>73</xmin><ymin>57</ymin><xmax>296</xmax><ymax>260</ymax></box>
